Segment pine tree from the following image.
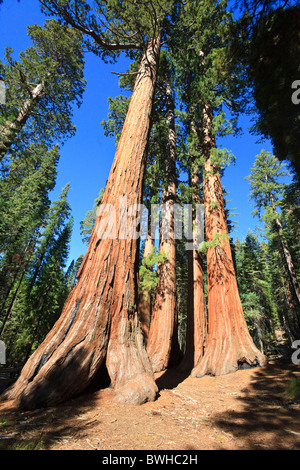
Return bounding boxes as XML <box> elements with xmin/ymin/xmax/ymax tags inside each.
<box><xmin>80</xmin><ymin>189</ymin><xmax>105</xmax><ymax>246</ymax></box>
<box><xmin>236</xmin><ymin>1</ymin><xmax>300</xmax><ymax>181</ymax></box>
<box><xmin>0</xmin><ymin>19</ymin><xmax>85</xmax><ymax>160</ymax></box>
<box><xmin>247</xmin><ymin>150</ymin><xmax>300</xmax><ymax>338</ymax></box>
<box><xmin>234</xmin><ymin>230</ymin><xmax>278</xmax><ymax>352</ymax></box>
<box><xmin>0</xmin><ymin>159</ymin><xmax>74</xmax><ymax>367</ymax></box>
<box><xmin>0</xmin><ymin>143</ymin><xmax>59</xmax><ymax>336</ymax></box>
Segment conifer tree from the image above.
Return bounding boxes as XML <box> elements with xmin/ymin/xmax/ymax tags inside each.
<box><xmin>0</xmin><ymin>143</ymin><xmax>59</xmax><ymax>336</ymax></box>
<box><xmin>247</xmin><ymin>150</ymin><xmax>300</xmax><ymax>337</ymax></box>
<box><xmin>146</xmin><ymin>64</ymin><xmax>181</xmax><ymax>373</ymax></box>
<box><xmin>236</xmin><ymin>1</ymin><xmax>300</xmax><ymax>181</ymax></box>
<box><xmin>0</xmin><ymin>19</ymin><xmax>85</xmax><ymax>160</ymax></box>
<box><xmin>172</xmin><ymin>0</ymin><xmax>265</xmax><ymax>376</ymax></box>
<box><xmin>80</xmin><ymin>189</ymin><xmax>105</xmax><ymax>246</ymax></box>
<box><xmin>234</xmin><ymin>230</ymin><xmax>278</xmax><ymax>352</ymax></box>
<box><xmin>4</xmin><ymin>0</ymin><xmax>174</xmax><ymax>410</ymax></box>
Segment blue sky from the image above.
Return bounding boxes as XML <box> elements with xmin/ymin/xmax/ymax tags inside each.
<box><xmin>0</xmin><ymin>0</ymin><xmax>283</xmax><ymax>265</ymax></box>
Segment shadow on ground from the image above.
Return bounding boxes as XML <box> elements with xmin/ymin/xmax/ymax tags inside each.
<box><xmin>0</xmin><ymin>358</ymin><xmax>299</xmax><ymax>450</ymax></box>
<box><xmin>155</xmin><ymin>367</ymin><xmax>191</xmax><ymax>392</ymax></box>
<box><xmin>212</xmin><ymin>359</ymin><xmax>300</xmax><ymax>450</ymax></box>
<box><xmin>0</xmin><ymin>390</ymin><xmax>104</xmax><ymax>450</ymax></box>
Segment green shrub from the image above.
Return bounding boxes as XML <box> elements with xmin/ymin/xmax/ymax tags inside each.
<box><xmin>286</xmin><ymin>377</ymin><xmax>300</xmax><ymax>401</ymax></box>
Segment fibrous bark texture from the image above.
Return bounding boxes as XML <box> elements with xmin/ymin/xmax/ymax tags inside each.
<box><xmin>2</xmin><ymin>36</ymin><xmax>161</xmax><ymax>410</ymax></box>
<box><xmin>178</xmin><ymin>165</ymin><xmax>207</xmax><ymax>372</ymax></box>
<box><xmin>147</xmin><ymin>82</ymin><xmax>181</xmax><ymax>372</ymax></box>
<box><xmin>192</xmin><ymin>105</ymin><xmax>266</xmax><ymax>377</ymax></box>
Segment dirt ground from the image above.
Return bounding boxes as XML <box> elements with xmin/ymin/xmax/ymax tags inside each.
<box><xmin>0</xmin><ymin>358</ymin><xmax>299</xmax><ymax>451</ymax></box>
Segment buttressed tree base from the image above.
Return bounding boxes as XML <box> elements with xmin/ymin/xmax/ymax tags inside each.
<box><xmin>2</xmin><ymin>36</ymin><xmax>161</xmax><ymax>410</ymax></box>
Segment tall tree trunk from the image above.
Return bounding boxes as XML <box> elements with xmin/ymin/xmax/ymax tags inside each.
<box><xmin>282</xmin><ymin>274</ymin><xmax>299</xmax><ymax>343</ymax></box>
<box><xmin>0</xmin><ymin>82</ymin><xmax>44</xmax><ymax>161</ymax></box>
<box><xmin>0</xmin><ymin>268</ymin><xmax>27</xmax><ymax>338</ymax></box>
<box><xmin>178</xmin><ymin>160</ymin><xmax>207</xmax><ymax>372</ymax></box>
<box><xmin>192</xmin><ymin>104</ymin><xmax>266</xmax><ymax>377</ymax></box>
<box><xmin>138</xmin><ymin>234</ymin><xmax>155</xmax><ymax>346</ymax></box>
<box><xmin>0</xmin><ymin>233</ymin><xmax>38</xmax><ymax>336</ymax></box>
<box><xmin>147</xmin><ymin>82</ymin><xmax>181</xmax><ymax>372</ymax></box>
<box><xmin>2</xmin><ymin>37</ymin><xmax>161</xmax><ymax>410</ymax></box>
<box><xmin>269</xmin><ymin>192</ymin><xmax>300</xmax><ymax>314</ymax></box>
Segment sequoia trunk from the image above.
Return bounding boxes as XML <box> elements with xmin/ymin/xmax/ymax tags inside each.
<box><xmin>192</xmin><ymin>105</ymin><xmax>266</xmax><ymax>377</ymax></box>
<box><xmin>147</xmin><ymin>82</ymin><xmax>181</xmax><ymax>372</ymax></box>
<box><xmin>178</xmin><ymin>163</ymin><xmax>207</xmax><ymax>372</ymax></box>
<box><xmin>1</xmin><ymin>37</ymin><xmax>161</xmax><ymax>409</ymax></box>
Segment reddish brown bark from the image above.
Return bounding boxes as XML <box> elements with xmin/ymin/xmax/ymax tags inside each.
<box><xmin>1</xmin><ymin>36</ymin><xmax>161</xmax><ymax>410</ymax></box>
<box><xmin>178</xmin><ymin>165</ymin><xmax>207</xmax><ymax>372</ymax></box>
<box><xmin>192</xmin><ymin>105</ymin><xmax>266</xmax><ymax>377</ymax></box>
<box><xmin>146</xmin><ymin>82</ymin><xmax>181</xmax><ymax>372</ymax></box>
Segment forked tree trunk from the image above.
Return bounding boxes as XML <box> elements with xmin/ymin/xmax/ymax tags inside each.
<box><xmin>147</xmin><ymin>82</ymin><xmax>181</xmax><ymax>372</ymax></box>
<box><xmin>192</xmin><ymin>105</ymin><xmax>266</xmax><ymax>377</ymax></box>
<box><xmin>1</xmin><ymin>36</ymin><xmax>161</xmax><ymax>410</ymax></box>
<box><xmin>178</xmin><ymin>163</ymin><xmax>207</xmax><ymax>372</ymax></box>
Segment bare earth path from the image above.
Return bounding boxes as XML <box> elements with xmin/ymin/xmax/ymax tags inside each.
<box><xmin>0</xmin><ymin>358</ymin><xmax>299</xmax><ymax>450</ymax></box>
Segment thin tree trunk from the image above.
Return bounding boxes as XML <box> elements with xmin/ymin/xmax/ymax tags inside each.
<box><xmin>2</xmin><ymin>36</ymin><xmax>161</xmax><ymax>409</ymax></box>
<box><xmin>0</xmin><ymin>82</ymin><xmax>44</xmax><ymax>161</ymax></box>
<box><xmin>0</xmin><ymin>233</ymin><xmax>38</xmax><ymax>336</ymax></box>
<box><xmin>192</xmin><ymin>104</ymin><xmax>266</xmax><ymax>377</ymax></box>
<box><xmin>269</xmin><ymin>193</ymin><xmax>300</xmax><ymax>312</ymax></box>
<box><xmin>147</xmin><ymin>81</ymin><xmax>181</xmax><ymax>372</ymax></box>
<box><xmin>178</xmin><ymin>160</ymin><xmax>207</xmax><ymax>372</ymax></box>
<box><xmin>0</xmin><ymin>268</ymin><xmax>27</xmax><ymax>338</ymax></box>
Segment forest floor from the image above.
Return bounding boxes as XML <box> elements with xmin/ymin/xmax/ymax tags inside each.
<box><xmin>0</xmin><ymin>356</ymin><xmax>299</xmax><ymax>451</ymax></box>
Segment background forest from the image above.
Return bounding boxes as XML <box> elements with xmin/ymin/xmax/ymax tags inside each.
<box><xmin>0</xmin><ymin>0</ymin><xmax>299</xmax><ymax>390</ymax></box>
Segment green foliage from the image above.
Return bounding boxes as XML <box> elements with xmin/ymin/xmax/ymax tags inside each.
<box><xmin>1</xmin><ymin>0</ymin><xmax>299</xmax><ymax>369</ymax></box>
<box><xmin>40</xmin><ymin>0</ymin><xmax>174</xmax><ymax>59</ymax></box>
<box><xmin>246</xmin><ymin>150</ymin><xmax>289</xmax><ymax>219</ymax></box>
<box><xmin>0</xmin><ymin>139</ymin><xmax>77</xmax><ymax>365</ymax></box>
<box><xmin>0</xmin><ymin>143</ymin><xmax>59</xmax><ymax>315</ymax></box>
<box><xmin>234</xmin><ymin>230</ymin><xmax>278</xmax><ymax>351</ymax></box>
<box><xmin>138</xmin><ymin>247</ymin><xmax>167</xmax><ymax>299</ymax></box>
<box><xmin>80</xmin><ymin>188</ymin><xmax>104</xmax><ymax>245</ymax></box>
<box><xmin>207</xmin><ymin>147</ymin><xmax>235</xmax><ymax>173</ymax></box>
<box><xmin>0</xmin><ymin>19</ymin><xmax>85</xmax><ymax>156</ymax></box>
<box><xmin>286</xmin><ymin>377</ymin><xmax>300</xmax><ymax>401</ymax></box>
<box><xmin>244</xmin><ymin>5</ymin><xmax>300</xmax><ymax>180</ymax></box>
<box><xmin>101</xmin><ymin>95</ymin><xmax>130</xmax><ymax>145</ymax></box>
<box><xmin>198</xmin><ymin>233</ymin><xmax>230</xmax><ymax>253</ymax></box>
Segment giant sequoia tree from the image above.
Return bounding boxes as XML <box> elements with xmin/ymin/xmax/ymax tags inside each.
<box><xmin>3</xmin><ymin>0</ymin><xmax>173</xmax><ymax>410</ymax></box>
<box><xmin>1</xmin><ymin>0</ymin><xmax>274</xmax><ymax>411</ymax></box>
<box><xmin>146</xmin><ymin>58</ymin><xmax>181</xmax><ymax>372</ymax></box>
<box><xmin>102</xmin><ymin>53</ymin><xmax>182</xmax><ymax>371</ymax></box>
<box><xmin>173</xmin><ymin>0</ymin><xmax>266</xmax><ymax>376</ymax></box>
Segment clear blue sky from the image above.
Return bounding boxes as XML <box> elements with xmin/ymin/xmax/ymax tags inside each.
<box><xmin>0</xmin><ymin>0</ymin><xmax>285</xmax><ymax>265</ymax></box>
